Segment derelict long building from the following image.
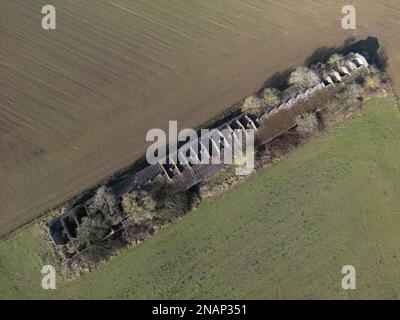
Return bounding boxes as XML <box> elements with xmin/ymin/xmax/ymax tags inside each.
<box><xmin>49</xmin><ymin>52</ymin><xmax>369</xmax><ymax>245</ymax></box>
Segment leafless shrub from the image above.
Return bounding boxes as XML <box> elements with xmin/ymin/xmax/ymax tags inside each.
<box><xmin>339</xmin><ymin>83</ymin><xmax>364</xmax><ymax>105</ymax></box>
<box><xmin>260</xmin><ymin>88</ymin><xmax>281</xmax><ymax>109</ymax></box>
<box><xmin>363</xmin><ymin>74</ymin><xmax>382</xmax><ymax>91</ymax></box>
<box><xmin>87</xmin><ymin>186</ymin><xmax>120</xmax><ymax>223</ymax></box>
<box><xmin>122</xmin><ymin>220</ymin><xmax>154</xmax><ymax>244</ymax></box>
<box><xmin>327</xmin><ymin>53</ymin><xmax>346</xmax><ymax>69</ymax></box>
<box><xmin>324</xmin><ymin>103</ymin><xmax>345</xmax><ymax>126</ymax></box>
<box><xmin>295</xmin><ymin>113</ymin><xmax>318</xmax><ymax>135</ymax></box>
<box><xmin>362</xmin><ymin>65</ymin><xmax>384</xmax><ymax>91</ymax></box>
<box><xmin>122</xmin><ymin>190</ymin><xmax>156</xmax><ymax>223</ymax></box>
<box><xmin>322</xmin><ymin>83</ymin><xmax>365</xmax><ymax>126</ymax></box>
<box><xmin>76</xmin><ymin>186</ymin><xmax>123</xmax><ymax>248</ymax></box>
<box><xmin>241</xmin><ymin>95</ymin><xmax>262</xmax><ymax>114</ymax></box>
<box><xmin>288</xmin><ymin>67</ymin><xmax>320</xmax><ymax>90</ymax></box>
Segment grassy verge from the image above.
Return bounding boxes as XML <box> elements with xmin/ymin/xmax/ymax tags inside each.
<box><xmin>1</xmin><ymin>95</ymin><xmax>400</xmax><ymax>299</ymax></box>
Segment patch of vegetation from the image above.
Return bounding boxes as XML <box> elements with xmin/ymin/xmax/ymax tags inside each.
<box><xmin>260</xmin><ymin>88</ymin><xmax>281</xmax><ymax>109</ymax></box>
<box><xmin>321</xmin><ymin>83</ymin><xmax>364</xmax><ymax>127</ymax></box>
<box><xmin>327</xmin><ymin>53</ymin><xmax>346</xmax><ymax>69</ymax></box>
<box><xmin>77</xmin><ymin>187</ymin><xmax>123</xmax><ymax>245</ymax></box>
<box><xmin>241</xmin><ymin>95</ymin><xmax>262</xmax><ymax>114</ymax></box>
<box><xmin>295</xmin><ymin>113</ymin><xmax>318</xmax><ymax>135</ymax></box>
<box><xmin>288</xmin><ymin>67</ymin><xmax>320</xmax><ymax>90</ymax></box>
<box><xmin>121</xmin><ymin>191</ymin><xmax>156</xmax><ymax>222</ymax></box>
<box><xmin>321</xmin><ymin>63</ymin><xmax>386</xmax><ymax>128</ymax></box>
<box><xmin>363</xmin><ymin>67</ymin><xmax>383</xmax><ymax>91</ymax></box>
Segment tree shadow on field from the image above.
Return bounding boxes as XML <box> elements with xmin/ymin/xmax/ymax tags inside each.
<box><xmin>305</xmin><ymin>46</ymin><xmax>339</xmax><ymax>67</ymax></box>
<box><xmin>376</xmin><ymin>47</ymin><xmax>388</xmax><ymax>70</ymax></box>
<box><xmin>343</xmin><ymin>36</ymin><xmax>358</xmax><ymax>48</ymax></box>
<box><xmin>342</xmin><ymin>36</ymin><xmax>384</xmax><ymax>69</ymax></box>
<box><xmin>262</xmin><ymin>37</ymin><xmax>361</xmax><ymax>91</ymax></box>
<box><xmin>262</xmin><ymin>67</ymin><xmax>295</xmax><ymax>92</ymax></box>
<box><xmin>305</xmin><ymin>37</ymin><xmax>358</xmax><ymax>67</ymax></box>
<box><xmin>304</xmin><ymin>36</ymin><xmax>384</xmax><ymax>70</ymax></box>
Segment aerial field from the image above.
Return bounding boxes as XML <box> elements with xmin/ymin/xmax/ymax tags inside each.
<box><xmin>1</xmin><ymin>96</ymin><xmax>400</xmax><ymax>299</ymax></box>
<box><xmin>1</xmin><ymin>0</ymin><xmax>400</xmax><ymax>237</ymax></box>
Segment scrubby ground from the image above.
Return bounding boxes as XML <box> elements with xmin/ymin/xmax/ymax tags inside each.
<box><xmin>1</xmin><ymin>0</ymin><xmax>400</xmax><ymax>237</ymax></box>
<box><xmin>1</xmin><ymin>96</ymin><xmax>399</xmax><ymax>299</ymax></box>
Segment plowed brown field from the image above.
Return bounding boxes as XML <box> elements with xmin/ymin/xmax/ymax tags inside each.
<box><xmin>1</xmin><ymin>0</ymin><xmax>399</xmax><ymax>237</ymax></box>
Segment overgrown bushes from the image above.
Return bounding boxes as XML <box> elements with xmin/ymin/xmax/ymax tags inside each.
<box><xmin>327</xmin><ymin>53</ymin><xmax>346</xmax><ymax>69</ymax></box>
<box><xmin>68</xmin><ymin>185</ymin><xmax>200</xmax><ymax>267</ymax></box>
<box><xmin>321</xmin><ymin>83</ymin><xmax>364</xmax><ymax>127</ymax></box>
<box><xmin>324</xmin><ymin>62</ymin><xmax>387</xmax><ymax>126</ymax></box>
<box><xmin>122</xmin><ymin>191</ymin><xmax>156</xmax><ymax>222</ymax></box>
<box><xmin>241</xmin><ymin>88</ymin><xmax>282</xmax><ymax>114</ymax></box>
<box><xmin>295</xmin><ymin>113</ymin><xmax>318</xmax><ymax>135</ymax></box>
<box><xmin>260</xmin><ymin>88</ymin><xmax>281</xmax><ymax>109</ymax></box>
<box><xmin>363</xmin><ymin>66</ymin><xmax>383</xmax><ymax>91</ymax></box>
<box><xmin>288</xmin><ymin>67</ymin><xmax>320</xmax><ymax>91</ymax></box>
<box><xmin>76</xmin><ymin>187</ymin><xmax>123</xmax><ymax>247</ymax></box>
<box><xmin>240</xmin><ymin>52</ymin><xmax>377</xmax><ymax>115</ymax></box>
<box><xmin>241</xmin><ymin>95</ymin><xmax>262</xmax><ymax>113</ymax></box>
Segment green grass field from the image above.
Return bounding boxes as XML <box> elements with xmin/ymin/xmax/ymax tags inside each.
<box><xmin>1</xmin><ymin>96</ymin><xmax>400</xmax><ymax>299</ymax></box>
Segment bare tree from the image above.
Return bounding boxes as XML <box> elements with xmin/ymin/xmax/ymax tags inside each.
<box><xmin>327</xmin><ymin>53</ymin><xmax>346</xmax><ymax>69</ymax></box>
<box><xmin>260</xmin><ymin>88</ymin><xmax>281</xmax><ymax>109</ymax></box>
<box><xmin>77</xmin><ymin>215</ymin><xmax>109</xmax><ymax>245</ymax></box>
<box><xmin>122</xmin><ymin>190</ymin><xmax>156</xmax><ymax>223</ymax></box>
<box><xmin>295</xmin><ymin>113</ymin><xmax>318</xmax><ymax>135</ymax></box>
<box><xmin>363</xmin><ymin>65</ymin><xmax>383</xmax><ymax>91</ymax></box>
<box><xmin>241</xmin><ymin>95</ymin><xmax>262</xmax><ymax>114</ymax></box>
<box><xmin>288</xmin><ymin>67</ymin><xmax>320</xmax><ymax>90</ymax></box>
<box><xmin>76</xmin><ymin>186</ymin><xmax>123</xmax><ymax>248</ymax></box>
<box><xmin>87</xmin><ymin>186</ymin><xmax>121</xmax><ymax>224</ymax></box>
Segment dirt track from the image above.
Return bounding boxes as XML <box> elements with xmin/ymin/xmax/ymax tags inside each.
<box><xmin>1</xmin><ymin>0</ymin><xmax>399</xmax><ymax>237</ymax></box>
